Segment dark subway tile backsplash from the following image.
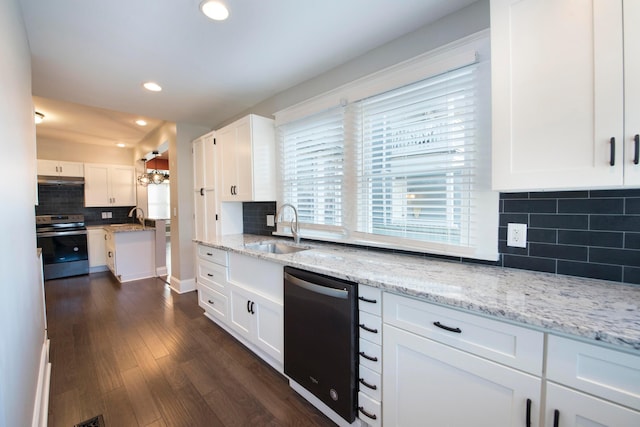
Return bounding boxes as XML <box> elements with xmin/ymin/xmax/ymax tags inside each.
<box><xmin>499</xmin><ymin>190</ymin><xmax>640</xmax><ymax>285</ymax></box>
<box><xmin>36</xmin><ymin>183</ymin><xmax>135</xmax><ymax>225</ymax></box>
<box><xmin>243</xmin><ymin>201</ymin><xmax>277</xmax><ymax>236</ymax></box>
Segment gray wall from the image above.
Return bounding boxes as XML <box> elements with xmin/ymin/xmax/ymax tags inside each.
<box><xmin>219</xmin><ymin>0</ymin><xmax>490</xmax><ymax>127</ymax></box>
<box><xmin>0</xmin><ymin>0</ymin><xmax>46</xmax><ymax>426</ymax></box>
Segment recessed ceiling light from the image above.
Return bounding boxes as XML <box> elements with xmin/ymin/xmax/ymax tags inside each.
<box><xmin>116</xmin><ymin>143</ymin><xmax>126</xmax><ymax>148</ymax></box>
<box><xmin>200</xmin><ymin>1</ymin><xmax>229</xmax><ymax>21</ymax></box>
<box><xmin>34</xmin><ymin>111</ymin><xmax>44</xmax><ymax>124</ymax></box>
<box><xmin>135</xmin><ymin>119</ymin><xmax>148</xmax><ymax>126</ymax></box>
<box><xmin>143</xmin><ymin>82</ymin><xmax>162</xmax><ymax>92</ymax></box>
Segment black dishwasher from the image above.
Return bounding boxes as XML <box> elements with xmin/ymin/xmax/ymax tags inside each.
<box><xmin>284</xmin><ymin>266</ymin><xmax>358</xmax><ymax>423</ymax></box>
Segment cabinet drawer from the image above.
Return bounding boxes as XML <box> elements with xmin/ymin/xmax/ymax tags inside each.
<box><xmin>383</xmin><ymin>292</ymin><xmax>543</xmax><ymax>375</ymax></box>
<box><xmin>359</xmin><ymin>338</ymin><xmax>382</xmax><ymax>373</ymax></box>
<box><xmin>197</xmin><ymin>245</ymin><xmax>228</xmax><ymax>266</ymax></box>
<box><xmin>198</xmin><ymin>285</ymin><xmax>227</xmax><ymax>322</ymax></box>
<box><xmin>358</xmin><ymin>285</ymin><xmax>382</xmax><ymax>316</ymax></box>
<box><xmin>547</xmin><ymin>335</ymin><xmax>640</xmax><ymax>411</ymax></box>
<box><xmin>197</xmin><ymin>259</ymin><xmax>227</xmax><ymax>293</ymax></box>
<box><xmin>358</xmin><ymin>391</ymin><xmax>381</xmax><ymax>427</ymax></box>
<box><xmin>358</xmin><ymin>364</ymin><xmax>381</xmax><ymax>402</ymax></box>
<box><xmin>359</xmin><ymin>311</ymin><xmax>381</xmax><ymax>345</ymax></box>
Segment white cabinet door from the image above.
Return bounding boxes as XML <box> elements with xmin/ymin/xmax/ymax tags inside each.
<box><xmin>37</xmin><ymin>159</ymin><xmax>84</xmax><ymax>177</ymax></box>
<box><xmin>84</xmin><ymin>163</ymin><xmax>135</xmax><ymax>207</ymax></box>
<box><xmin>192</xmin><ymin>133</ymin><xmax>218</xmax><ymax>242</ymax></box>
<box><xmin>383</xmin><ymin>323</ymin><xmax>541</xmax><ymax>427</ymax></box>
<box><xmin>84</xmin><ymin>163</ymin><xmax>111</xmax><ymax>206</ymax></box>
<box><xmin>545</xmin><ymin>382</ymin><xmax>640</xmax><ymax>427</ymax></box>
<box><xmin>217</xmin><ymin>114</ymin><xmax>275</xmax><ymax>202</ymax></box>
<box><xmin>491</xmin><ymin>0</ymin><xmax>624</xmax><ymax>191</ymax></box>
<box><xmin>87</xmin><ymin>228</ymin><xmax>107</xmax><ymax>268</ymax></box>
<box><xmin>251</xmin><ymin>290</ymin><xmax>283</xmax><ymax>363</ymax></box>
<box><xmin>624</xmin><ymin>0</ymin><xmax>640</xmax><ymax>186</ymax></box>
<box><xmin>228</xmin><ymin>284</ymin><xmax>253</xmax><ymax>340</ymax></box>
<box><xmin>109</xmin><ymin>165</ymin><xmax>135</xmax><ymax>206</ymax></box>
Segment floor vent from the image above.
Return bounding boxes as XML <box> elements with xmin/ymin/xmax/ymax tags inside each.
<box><xmin>74</xmin><ymin>414</ymin><xmax>105</xmax><ymax>427</ymax></box>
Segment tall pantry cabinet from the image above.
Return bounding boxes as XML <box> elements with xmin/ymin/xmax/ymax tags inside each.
<box><xmin>193</xmin><ymin>131</ymin><xmax>219</xmax><ymax>243</ymax></box>
<box><xmin>491</xmin><ymin>0</ymin><xmax>640</xmax><ymax>191</ymax></box>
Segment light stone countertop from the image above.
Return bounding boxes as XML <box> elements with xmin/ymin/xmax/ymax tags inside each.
<box><xmin>196</xmin><ymin>234</ymin><xmax>640</xmax><ymax>353</ymax></box>
<box><xmin>102</xmin><ymin>224</ymin><xmax>155</xmax><ymax>233</ymax></box>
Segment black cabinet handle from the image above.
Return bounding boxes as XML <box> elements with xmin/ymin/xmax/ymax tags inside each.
<box><xmin>208</xmin><ymin>299</ymin><xmax>214</xmax><ymax>305</ymax></box>
<box><xmin>433</xmin><ymin>321</ymin><xmax>462</xmax><ymax>333</ymax></box>
<box><xmin>553</xmin><ymin>409</ymin><xmax>560</xmax><ymax>427</ymax></box>
<box><xmin>359</xmin><ymin>323</ymin><xmax>378</xmax><ymax>334</ymax></box>
<box><xmin>200</xmin><ymin>188</ymin><xmax>204</xmax><ymax>196</ymax></box>
<box><xmin>358</xmin><ymin>296</ymin><xmax>377</xmax><ymax>304</ymax></box>
<box><xmin>359</xmin><ymin>378</ymin><xmax>377</xmax><ymax>390</ymax></box>
<box><xmin>206</xmin><ymin>252</ymin><xmax>213</xmax><ymax>256</ymax></box>
<box><xmin>207</xmin><ymin>273</ymin><xmax>213</xmax><ymax>277</ymax></box>
<box><xmin>610</xmin><ymin>137</ymin><xmax>616</xmax><ymax>166</ymax></box>
<box><xmin>634</xmin><ymin>134</ymin><xmax>639</xmax><ymax>165</ymax></box>
<box><xmin>247</xmin><ymin>300</ymin><xmax>251</xmax><ymax>313</ymax></box>
<box><xmin>526</xmin><ymin>399</ymin><xmax>532</xmax><ymax>427</ymax></box>
<box><xmin>250</xmin><ymin>301</ymin><xmax>255</xmax><ymax>314</ymax></box>
<box><xmin>358</xmin><ymin>407</ymin><xmax>377</xmax><ymax>420</ymax></box>
<box><xmin>359</xmin><ymin>351</ymin><xmax>378</xmax><ymax>362</ymax></box>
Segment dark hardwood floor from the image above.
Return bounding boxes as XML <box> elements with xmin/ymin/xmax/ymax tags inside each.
<box><xmin>45</xmin><ymin>272</ymin><xmax>335</xmax><ymax>427</ymax></box>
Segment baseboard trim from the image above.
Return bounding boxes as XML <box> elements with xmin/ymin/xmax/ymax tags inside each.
<box><xmin>32</xmin><ymin>338</ymin><xmax>51</xmax><ymax>427</ymax></box>
<box><xmin>169</xmin><ymin>276</ymin><xmax>196</xmax><ymax>294</ymax></box>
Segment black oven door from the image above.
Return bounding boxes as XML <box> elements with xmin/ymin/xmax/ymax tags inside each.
<box><xmin>37</xmin><ymin>230</ymin><xmax>89</xmax><ymax>280</ymax></box>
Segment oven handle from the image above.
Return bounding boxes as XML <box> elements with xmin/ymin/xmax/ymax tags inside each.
<box><xmin>37</xmin><ymin>230</ymin><xmax>88</xmax><ymax>238</ymax></box>
<box><xmin>285</xmin><ymin>272</ymin><xmax>348</xmax><ymax>299</ymax></box>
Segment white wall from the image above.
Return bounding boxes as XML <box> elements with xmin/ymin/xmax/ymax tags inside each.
<box><xmin>223</xmin><ymin>0</ymin><xmax>490</xmax><ymax>127</ymax></box>
<box><xmin>0</xmin><ymin>0</ymin><xmax>47</xmax><ymax>426</ymax></box>
<box><xmin>37</xmin><ymin>137</ymin><xmax>134</xmax><ymax>165</ymax></box>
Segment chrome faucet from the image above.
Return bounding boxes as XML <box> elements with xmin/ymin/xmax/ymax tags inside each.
<box><xmin>276</xmin><ymin>203</ymin><xmax>300</xmax><ymax>244</ymax></box>
<box><xmin>128</xmin><ymin>207</ymin><xmax>146</xmax><ymax>228</ymax></box>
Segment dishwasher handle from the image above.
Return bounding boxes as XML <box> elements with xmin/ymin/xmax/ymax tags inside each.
<box><xmin>285</xmin><ymin>272</ymin><xmax>348</xmax><ymax>299</ymax></box>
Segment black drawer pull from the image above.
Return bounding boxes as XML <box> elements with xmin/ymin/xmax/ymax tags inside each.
<box><xmin>207</xmin><ymin>300</ymin><xmax>214</xmax><ymax>305</ymax></box>
<box><xmin>358</xmin><ymin>296</ymin><xmax>377</xmax><ymax>304</ymax></box>
<box><xmin>359</xmin><ymin>378</ymin><xmax>377</xmax><ymax>390</ymax></box>
<box><xmin>207</xmin><ymin>273</ymin><xmax>214</xmax><ymax>277</ymax></box>
<box><xmin>610</xmin><ymin>137</ymin><xmax>616</xmax><ymax>166</ymax></box>
<box><xmin>359</xmin><ymin>351</ymin><xmax>378</xmax><ymax>362</ymax></box>
<box><xmin>433</xmin><ymin>321</ymin><xmax>462</xmax><ymax>333</ymax></box>
<box><xmin>359</xmin><ymin>323</ymin><xmax>378</xmax><ymax>334</ymax></box>
<box><xmin>526</xmin><ymin>398</ymin><xmax>532</xmax><ymax>427</ymax></box>
<box><xmin>358</xmin><ymin>406</ymin><xmax>377</xmax><ymax>420</ymax></box>
<box><xmin>206</xmin><ymin>252</ymin><xmax>213</xmax><ymax>256</ymax></box>
<box><xmin>553</xmin><ymin>409</ymin><xmax>560</xmax><ymax>427</ymax></box>
<box><xmin>634</xmin><ymin>134</ymin><xmax>639</xmax><ymax>165</ymax></box>
<box><xmin>200</xmin><ymin>188</ymin><xmax>204</xmax><ymax>196</ymax></box>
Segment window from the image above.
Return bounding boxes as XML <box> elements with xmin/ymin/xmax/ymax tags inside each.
<box><xmin>275</xmin><ymin>32</ymin><xmax>497</xmax><ymax>260</ymax></box>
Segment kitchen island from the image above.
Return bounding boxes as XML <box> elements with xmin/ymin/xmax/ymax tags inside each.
<box><xmin>104</xmin><ymin>224</ymin><xmax>156</xmax><ymax>283</ymax></box>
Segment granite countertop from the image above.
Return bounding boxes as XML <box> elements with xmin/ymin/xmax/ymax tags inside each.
<box><xmin>103</xmin><ymin>224</ymin><xmax>154</xmax><ymax>233</ymax></box>
<box><xmin>196</xmin><ymin>234</ymin><xmax>640</xmax><ymax>352</ymax></box>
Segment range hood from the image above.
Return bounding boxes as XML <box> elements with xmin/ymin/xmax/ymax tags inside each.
<box><xmin>37</xmin><ymin>175</ymin><xmax>85</xmax><ymax>185</ymax></box>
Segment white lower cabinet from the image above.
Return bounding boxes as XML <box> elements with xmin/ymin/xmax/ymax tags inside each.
<box><xmin>195</xmin><ymin>245</ymin><xmax>228</xmax><ymax>323</ymax></box>
<box><xmin>87</xmin><ymin>227</ymin><xmax>107</xmax><ymax>270</ymax></box>
<box><xmin>382</xmin><ymin>292</ymin><xmax>543</xmax><ymax>427</ymax></box>
<box><xmin>228</xmin><ymin>283</ymin><xmax>283</xmax><ymax>364</ymax></box>
<box><xmin>358</xmin><ymin>284</ymin><xmax>383</xmax><ymax>426</ymax></box>
<box><xmin>544</xmin><ymin>335</ymin><xmax>640</xmax><ymax>426</ymax></box>
<box><xmin>383</xmin><ymin>323</ymin><xmax>541</xmax><ymax>427</ymax></box>
<box><xmin>105</xmin><ymin>229</ymin><xmax>155</xmax><ymax>282</ymax></box>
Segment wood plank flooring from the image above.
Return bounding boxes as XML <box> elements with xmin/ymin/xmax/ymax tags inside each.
<box><xmin>45</xmin><ymin>272</ymin><xmax>335</xmax><ymax>427</ymax></box>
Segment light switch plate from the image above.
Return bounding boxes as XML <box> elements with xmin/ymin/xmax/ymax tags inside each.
<box><xmin>507</xmin><ymin>223</ymin><xmax>527</xmax><ymax>248</ymax></box>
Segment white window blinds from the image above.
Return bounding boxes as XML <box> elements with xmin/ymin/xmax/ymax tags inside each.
<box><xmin>275</xmin><ymin>32</ymin><xmax>497</xmax><ymax>260</ymax></box>
<box><xmin>353</xmin><ymin>64</ymin><xmax>479</xmax><ymax>247</ymax></box>
<box><xmin>278</xmin><ymin>106</ymin><xmax>345</xmax><ymax>227</ymax></box>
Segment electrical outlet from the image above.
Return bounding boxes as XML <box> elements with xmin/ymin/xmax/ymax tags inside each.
<box><xmin>266</xmin><ymin>214</ymin><xmax>275</xmax><ymax>227</ymax></box>
<box><xmin>106</xmin><ymin>212</ymin><xmax>112</xmax><ymax>219</ymax></box>
<box><xmin>101</xmin><ymin>212</ymin><xmax>107</xmax><ymax>219</ymax></box>
<box><xmin>507</xmin><ymin>223</ymin><xmax>527</xmax><ymax>248</ymax></box>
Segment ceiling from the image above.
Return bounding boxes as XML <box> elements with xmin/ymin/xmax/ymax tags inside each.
<box><xmin>21</xmin><ymin>0</ymin><xmax>477</xmax><ymax>147</ymax></box>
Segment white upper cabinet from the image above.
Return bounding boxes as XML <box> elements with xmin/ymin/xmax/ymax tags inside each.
<box><xmin>217</xmin><ymin>114</ymin><xmax>276</xmax><ymax>202</ymax></box>
<box><xmin>491</xmin><ymin>0</ymin><xmax>640</xmax><ymax>191</ymax></box>
<box><xmin>37</xmin><ymin>159</ymin><xmax>84</xmax><ymax>177</ymax></box>
<box><xmin>84</xmin><ymin>163</ymin><xmax>136</xmax><ymax>207</ymax></box>
<box><xmin>624</xmin><ymin>0</ymin><xmax>640</xmax><ymax>186</ymax></box>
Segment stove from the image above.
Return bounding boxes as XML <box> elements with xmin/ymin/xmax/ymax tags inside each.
<box><xmin>36</xmin><ymin>214</ymin><xmax>89</xmax><ymax>280</ymax></box>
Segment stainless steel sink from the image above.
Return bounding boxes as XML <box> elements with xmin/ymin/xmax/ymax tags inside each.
<box><xmin>244</xmin><ymin>241</ymin><xmax>310</xmax><ymax>255</ymax></box>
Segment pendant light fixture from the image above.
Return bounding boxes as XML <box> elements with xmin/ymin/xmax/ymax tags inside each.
<box><xmin>137</xmin><ymin>152</ymin><xmax>169</xmax><ymax>186</ymax></box>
